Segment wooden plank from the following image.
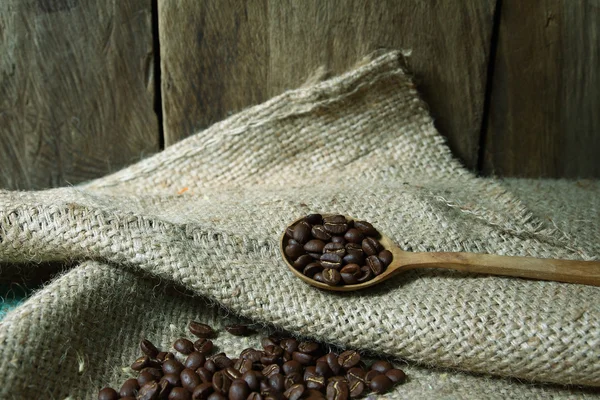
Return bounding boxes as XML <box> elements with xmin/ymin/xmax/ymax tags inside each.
<box><xmin>483</xmin><ymin>1</ymin><xmax>600</xmax><ymax>178</ymax></box>
<box><xmin>0</xmin><ymin>0</ymin><xmax>159</xmax><ymax>190</ymax></box>
<box><xmin>159</xmin><ymin>1</ymin><xmax>496</xmax><ymax>170</ymax></box>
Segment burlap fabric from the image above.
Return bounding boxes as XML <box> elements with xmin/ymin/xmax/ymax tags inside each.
<box><xmin>0</xmin><ymin>51</ymin><xmax>598</xmax><ymax>399</ymax></box>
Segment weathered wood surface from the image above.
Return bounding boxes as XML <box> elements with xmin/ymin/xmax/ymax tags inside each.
<box><xmin>483</xmin><ymin>0</ymin><xmax>600</xmax><ymax>178</ymax></box>
<box><xmin>0</xmin><ymin>0</ymin><xmax>159</xmax><ymax>190</ymax></box>
<box><xmin>159</xmin><ymin>0</ymin><xmax>497</xmax><ymax>171</ymax></box>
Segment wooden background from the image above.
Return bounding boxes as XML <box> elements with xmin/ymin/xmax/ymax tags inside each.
<box><xmin>1</xmin><ymin>0</ymin><xmax>598</xmax><ymax>190</ymax></box>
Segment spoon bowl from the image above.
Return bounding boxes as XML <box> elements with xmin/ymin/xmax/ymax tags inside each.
<box><xmin>281</xmin><ymin>214</ymin><xmax>600</xmax><ymax>291</ymax></box>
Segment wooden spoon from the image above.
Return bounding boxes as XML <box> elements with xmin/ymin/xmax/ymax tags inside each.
<box><xmin>280</xmin><ymin>215</ymin><xmax>600</xmax><ymax>291</ymax></box>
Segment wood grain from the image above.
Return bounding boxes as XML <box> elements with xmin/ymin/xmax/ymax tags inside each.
<box><xmin>159</xmin><ymin>0</ymin><xmax>496</xmax><ymax>170</ymax></box>
<box><xmin>0</xmin><ymin>0</ymin><xmax>159</xmax><ymax>190</ymax></box>
<box><xmin>483</xmin><ymin>0</ymin><xmax>600</xmax><ymax>178</ymax></box>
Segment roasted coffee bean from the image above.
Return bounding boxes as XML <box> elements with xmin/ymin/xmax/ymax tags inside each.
<box><xmin>131</xmin><ymin>355</ymin><xmax>151</xmax><ymax>371</ymax></box>
<box><xmin>323</xmin><ymin>215</ymin><xmax>348</xmax><ymax>235</ymax></box>
<box><xmin>285</xmin><ymin>226</ymin><xmax>295</xmax><ymax>238</ymax></box>
<box><xmin>261</xmin><ymin>364</ymin><xmax>280</xmax><ymax>377</ymax></box>
<box><xmin>163</xmin><ymin>359</ymin><xmax>185</xmax><ymax>376</ymax></box>
<box><xmin>285</xmin><ymin>243</ymin><xmax>305</xmax><ymax>260</ymax></box>
<box><xmin>304</xmin><ymin>389</ymin><xmax>327</xmax><ymax>399</ymax></box>
<box><xmin>378</xmin><ymin>250</ymin><xmax>393</xmax><ymax>267</ymax></box>
<box><xmin>313</xmin><ymin>272</ymin><xmax>325</xmax><ymax>283</ymax></box>
<box><xmin>345</xmin><ymin>368</ymin><xmax>365</xmax><ymax>383</ymax></box>
<box><xmin>246</xmin><ymin>392</ymin><xmax>263</xmax><ymax>400</ymax></box>
<box><xmin>284</xmin><ymin>383</ymin><xmax>305</xmax><ymax>400</ymax></box>
<box><xmin>169</xmin><ymin>387</ymin><xmax>191</xmax><ymax>400</ymax></box>
<box><xmin>353</xmin><ymin>221</ymin><xmax>378</xmax><ymax>237</ymax></box>
<box><xmin>174</xmin><ymin>338</ymin><xmax>195</xmax><ymax>355</ymax></box>
<box><xmin>282</xmin><ymin>360</ymin><xmax>302</xmax><ymax>375</ymax></box>
<box><xmin>330</xmin><ymin>236</ymin><xmax>346</xmax><ymax>245</ymax></box>
<box><xmin>369</xmin><ymin>374</ymin><xmax>393</xmax><ymax>394</ymax></box>
<box><xmin>297</xmin><ymin>341</ymin><xmax>320</xmax><ymax>354</ymax></box>
<box><xmin>119</xmin><ymin>378</ymin><xmax>140</xmax><ymax>398</ymax></box>
<box><xmin>261</xmin><ymin>337</ymin><xmax>278</xmax><ymax>348</ymax></box>
<box><xmin>225</xmin><ymin>324</ymin><xmax>254</xmax><ymax>336</ymax></box>
<box><xmin>326</xmin><ymin>380</ymin><xmax>349</xmax><ymax>400</ymax></box>
<box><xmin>142</xmin><ymin>367</ymin><xmax>163</xmax><ymax>381</ymax></box>
<box><xmin>293</xmin><ymin>254</ymin><xmax>313</xmax><ymax>270</ymax></box>
<box><xmin>196</xmin><ymin>367</ymin><xmax>213</xmax><ymax>383</ymax></box>
<box><xmin>325</xmin><ymin>353</ymin><xmax>342</xmax><ymax>375</ymax></box>
<box><xmin>340</xmin><ymin>264</ymin><xmax>361</xmax><ymax>285</ymax></box>
<box><xmin>343</xmin><ymin>229</ymin><xmax>364</xmax><ymax>244</ymax></box>
<box><xmin>366</xmin><ymin>255</ymin><xmax>384</xmax><ymax>275</ymax></box>
<box><xmin>264</xmin><ymin>344</ymin><xmax>284</xmax><ymax>357</ymax></box>
<box><xmin>284</xmin><ymin>372</ymin><xmax>303</xmax><ymax>389</ymax></box>
<box><xmin>181</xmin><ymin>368</ymin><xmax>202</xmax><ymax>392</ymax></box>
<box><xmin>225</xmin><ymin>379</ymin><xmax>250</xmax><ymax>400</ymax></box>
<box><xmin>323</xmin><ymin>242</ymin><xmax>346</xmax><ymax>256</ymax></box>
<box><xmin>305</xmin><ymin>214</ymin><xmax>323</xmax><ymax>225</ymax></box>
<box><xmin>293</xmin><ymin>222</ymin><xmax>312</xmax><ymax>244</ymax></box>
<box><xmin>338</xmin><ymin>351</ymin><xmax>360</xmax><ymax>369</ymax></box>
<box><xmin>98</xmin><ymin>387</ymin><xmax>119</xmax><ymax>400</ymax></box>
<box><xmin>361</xmin><ymin>237</ymin><xmax>382</xmax><ymax>256</ymax></box>
<box><xmin>348</xmin><ymin>379</ymin><xmax>364</xmax><ymax>398</ymax></box>
<box><xmin>161</xmin><ymin>373</ymin><xmax>182</xmax><ymax>387</ymax></box>
<box><xmin>356</xmin><ymin>266</ymin><xmax>373</xmax><ymax>283</ymax></box>
<box><xmin>189</xmin><ymin>322</ymin><xmax>215</xmax><ymax>339</ymax></box>
<box><xmin>279</xmin><ymin>338</ymin><xmax>299</xmax><ymax>354</ymax></box>
<box><xmin>311</xmin><ymin>225</ymin><xmax>331</xmax><ymax>241</ymax></box>
<box><xmin>363</xmin><ymin>370</ymin><xmax>381</xmax><ymax>385</ymax></box>
<box><xmin>241</xmin><ymin>348</ymin><xmax>263</xmax><ymax>363</ymax></box>
<box><xmin>322</xmin><ymin>268</ymin><xmax>342</xmax><ymax>285</ymax></box>
<box><xmin>305</xmin><ymin>374</ymin><xmax>326</xmax><ymax>391</ymax></box>
<box><xmin>156</xmin><ymin>352</ymin><xmax>168</xmax><ymax>362</ymax></box>
<box><xmin>320</xmin><ymin>253</ymin><xmax>343</xmax><ymax>269</ymax></box>
<box><xmin>158</xmin><ymin>379</ymin><xmax>172</xmax><ymax>399</ymax></box>
<box><xmin>303</xmin><ymin>263</ymin><xmax>323</xmax><ymax>278</ymax></box>
<box><xmin>212</xmin><ymin>371</ymin><xmax>232</xmax><ymax>394</ymax></box>
<box><xmin>184</xmin><ymin>352</ymin><xmax>206</xmax><ymax>370</ymax></box>
<box><xmin>138</xmin><ymin>381</ymin><xmax>160</xmax><ymax>400</ymax></box>
<box><xmin>204</xmin><ymin>359</ymin><xmax>217</xmax><ymax>373</ymax></box>
<box><xmin>385</xmin><ymin>368</ymin><xmax>406</xmax><ymax>384</ymax></box>
<box><xmin>345</xmin><ymin>243</ymin><xmax>362</xmax><ymax>255</ymax></box>
<box><xmin>304</xmin><ymin>239</ymin><xmax>326</xmax><ymax>253</ymax></box>
<box><xmin>370</xmin><ymin>360</ymin><xmax>393</xmax><ymax>373</ymax></box>
<box><xmin>315</xmin><ymin>360</ymin><xmax>332</xmax><ymax>377</ymax></box>
<box><xmin>234</xmin><ymin>358</ymin><xmax>253</xmax><ymax>374</ymax></box>
<box><xmin>191</xmin><ymin>382</ymin><xmax>213</xmax><ymax>399</ymax></box>
<box><xmin>308</xmin><ymin>252</ymin><xmax>323</xmax><ymax>260</ymax></box>
<box><xmin>192</xmin><ymin>338</ymin><xmax>213</xmax><ymax>355</ymax></box>
<box><xmin>206</xmin><ymin>393</ymin><xmax>226</xmax><ymax>400</ymax></box>
<box><xmin>327</xmin><ymin>376</ymin><xmax>347</xmax><ymax>385</ymax></box>
<box><xmin>261</xmin><ymin>388</ymin><xmax>284</xmax><ymax>400</ymax></box>
<box><xmin>212</xmin><ymin>353</ymin><xmax>234</xmax><ymax>369</ymax></box>
<box><xmin>141</xmin><ymin>339</ymin><xmax>160</xmax><ymax>358</ymax></box>
<box><xmin>268</xmin><ymin>373</ymin><xmax>285</xmax><ymax>392</ymax></box>
<box><xmin>164</xmin><ymin>352</ymin><xmax>177</xmax><ymax>362</ymax></box>
<box><xmin>138</xmin><ymin>371</ymin><xmax>158</xmax><ymax>387</ymax></box>
<box><xmin>292</xmin><ymin>351</ymin><xmax>314</xmax><ymax>365</ymax></box>
<box><xmin>342</xmin><ymin>253</ymin><xmax>364</xmax><ymax>266</ymax></box>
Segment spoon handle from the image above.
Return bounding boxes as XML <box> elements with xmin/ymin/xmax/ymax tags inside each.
<box><xmin>403</xmin><ymin>251</ymin><xmax>600</xmax><ymax>286</ymax></box>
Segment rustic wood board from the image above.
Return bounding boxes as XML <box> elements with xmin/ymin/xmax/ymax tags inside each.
<box><xmin>159</xmin><ymin>1</ymin><xmax>496</xmax><ymax>170</ymax></box>
<box><xmin>0</xmin><ymin>0</ymin><xmax>159</xmax><ymax>190</ymax></box>
<box><xmin>483</xmin><ymin>0</ymin><xmax>600</xmax><ymax>178</ymax></box>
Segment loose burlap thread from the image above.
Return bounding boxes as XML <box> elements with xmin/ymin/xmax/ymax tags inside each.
<box><xmin>0</xmin><ymin>51</ymin><xmax>599</xmax><ymax>399</ymax></box>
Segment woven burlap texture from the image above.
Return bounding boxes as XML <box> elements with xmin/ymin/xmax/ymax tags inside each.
<box><xmin>0</xmin><ymin>51</ymin><xmax>598</xmax><ymax>399</ymax></box>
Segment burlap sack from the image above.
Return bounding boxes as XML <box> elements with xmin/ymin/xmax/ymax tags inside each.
<box><xmin>0</xmin><ymin>51</ymin><xmax>598</xmax><ymax>399</ymax></box>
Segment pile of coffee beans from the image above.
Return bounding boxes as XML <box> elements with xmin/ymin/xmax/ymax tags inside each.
<box><xmin>98</xmin><ymin>321</ymin><xmax>406</xmax><ymax>400</ymax></box>
<box><xmin>283</xmin><ymin>214</ymin><xmax>392</xmax><ymax>286</ymax></box>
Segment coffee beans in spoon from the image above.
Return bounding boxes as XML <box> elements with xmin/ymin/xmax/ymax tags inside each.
<box><xmin>283</xmin><ymin>214</ymin><xmax>392</xmax><ymax>286</ymax></box>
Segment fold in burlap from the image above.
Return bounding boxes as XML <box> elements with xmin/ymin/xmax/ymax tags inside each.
<box><xmin>1</xmin><ymin>51</ymin><xmax>599</xmax><ymax>399</ymax></box>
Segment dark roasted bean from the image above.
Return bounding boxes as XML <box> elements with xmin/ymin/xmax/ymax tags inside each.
<box><xmin>326</xmin><ymin>353</ymin><xmax>342</xmax><ymax>375</ymax></box>
<box><xmin>292</xmin><ymin>222</ymin><xmax>312</xmax><ymax>244</ymax></box>
<box><xmin>285</xmin><ymin>226</ymin><xmax>295</xmax><ymax>238</ymax></box>
<box><xmin>212</xmin><ymin>353</ymin><xmax>234</xmax><ymax>369</ymax></box>
<box><xmin>343</xmin><ymin>229</ymin><xmax>364</xmax><ymax>244</ymax></box>
<box><xmin>225</xmin><ymin>324</ymin><xmax>254</xmax><ymax>336</ymax></box>
<box><xmin>323</xmin><ymin>242</ymin><xmax>346</xmax><ymax>256</ymax></box>
<box><xmin>98</xmin><ymin>387</ymin><xmax>119</xmax><ymax>400</ymax></box>
<box><xmin>262</xmin><ymin>364</ymin><xmax>280</xmax><ymax>377</ymax></box>
<box><xmin>284</xmin><ymin>372</ymin><xmax>303</xmax><ymax>389</ymax></box>
<box><xmin>206</xmin><ymin>393</ymin><xmax>226</xmax><ymax>400</ymax></box>
<box><xmin>268</xmin><ymin>373</ymin><xmax>285</xmax><ymax>392</ymax></box>
<box><xmin>234</xmin><ymin>358</ymin><xmax>253</xmax><ymax>374</ymax></box>
<box><xmin>241</xmin><ymin>348</ymin><xmax>263</xmax><ymax>363</ymax></box>
<box><xmin>189</xmin><ymin>322</ymin><xmax>215</xmax><ymax>339</ymax></box>
<box><xmin>132</xmin><ymin>355</ymin><xmax>151</xmax><ymax>371</ymax></box>
<box><xmin>304</xmin><ymin>239</ymin><xmax>326</xmax><ymax>253</ymax></box>
<box><xmin>181</xmin><ymin>368</ymin><xmax>202</xmax><ymax>392</ymax></box>
<box><xmin>191</xmin><ymin>382</ymin><xmax>214</xmax><ymax>399</ymax></box>
<box><xmin>174</xmin><ymin>338</ymin><xmax>195</xmax><ymax>355</ymax></box>
<box><xmin>322</xmin><ymin>268</ymin><xmax>342</xmax><ymax>285</ymax></box>
<box><xmin>241</xmin><ymin>371</ymin><xmax>261</xmax><ymax>391</ymax></box>
<box><xmin>303</xmin><ymin>263</ymin><xmax>323</xmax><ymax>278</ymax></box>
<box><xmin>163</xmin><ymin>359</ymin><xmax>185</xmax><ymax>376</ymax></box>
<box><xmin>204</xmin><ymin>359</ymin><xmax>217</xmax><ymax>373</ymax></box>
<box><xmin>279</xmin><ymin>338</ymin><xmax>299</xmax><ymax>354</ymax></box>
<box><xmin>292</xmin><ymin>351</ymin><xmax>314</xmax><ymax>365</ymax></box>
<box><xmin>366</xmin><ymin>255</ymin><xmax>384</xmax><ymax>275</ymax></box>
<box><xmin>385</xmin><ymin>368</ymin><xmax>406</xmax><ymax>384</ymax></box>
<box><xmin>323</xmin><ymin>215</ymin><xmax>348</xmax><ymax>234</ymax></box>
<box><xmin>338</xmin><ymin>351</ymin><xmax>360</xmax><ymax>369</ymax></box>
<box><xmin>378</xmin><ymin>250</ymin><xmax>393</xmax><ymax>267</ymax></box>
<box><xmin>326</xmin><ymin>380</ymin><xmax>349</xmax><ymax>400</ymax></box>
<box><xmin>141</xmin><ymin>339</ymin><xmax>160</xmax><ymax>358</ymax></box>
<box><xmin>356</xmin><ymin>266</ymin><xmax>373</xmax><ymax>283</ymax></box>
<box><xmin>370</xmin><ymin>360</ymin><xmax>393</xmax><ymax>373</ymax></box>
<box><xmin>361</xmin><ymin>237</ymin><xmax>382</xmax><ymax>256</ymax></box>
<box><xmin>161</xmin><ymin>373</ymin><xmax>182</xmax><ymax>387</ymax></box>
<box><xmin>246</xmin><ymin>392</ymin><xmax>263</xmax><ymax>400</ymax></box>
<box><xmin>353</xmin><ymin>221</ymin><xmax>378</xmax><ymax>237</ymax></box>
<box><xmin>363</xmin><ymin>370</ymin><xmax>381</xmax><ymax>385</ymax></box>
<box><xmin>119</xmin><ymin>378</ymin><xmax>140</xmax><ymax>398</ymax></box>
<box><xmin>315</xmin><ymin>360</ymin><xmax>332</xmax><ymax>377</ymax></box>
<box><xmin>330</xmin><ymin>236</ymin><xmax>346</xmax><ymax>245</ymax></box>
<box><xmin>342</xmin><ymin>253</ymin><xmax>364</xmax><ymax>266</ymax></box>
<box><xmin>305</xmin><ymin>214</ymin><xmax>323</xmax><ymax>225</ymax></box>
<box><xmin>264</xmin><ymin>344</ymin><xmax>284</xmax><ymax>357</ymax></box>
<box><xmin>285</xmin><ymin>243</ymin><xmax>305</xmax><ymax>260</ymax></box>
<box><xmin>261</xmin><ymin>337</ymin><xmax>278</xmax><ymax>348</ymax></box>
<box><xmin>345</xmin><ymin>368</ymin><xmax>365</xmax><ymax>383</ymax></box>
<box><xmin>293</xmin><ymin>254</ymin><xmax>313</xmax><ymax>270</ymax></box>
<box><xmin>142</xmin><ymin>367</ymin><xmax>163</xmax><ymax>381</ymax></box>
<box><xmin>138</xmin><ymin>381</ymin><xmax>160</xmax><ymax>400</ymax></box>
<box><xmin>313</xmin><ymin>272</ymin><xmax>325</xmax><ymax>283</ymax></box>
<box><xmin>185</xmin><ymin>352</ymin><xmax>206</xmax><ymax>370</ymax></box>
<box><xmin>169</xmin><ymin>387</ymin><xmax>191</xmax><ymax>400</ymax></box>
<box><xmin>340</xmin><ymin>264</ymin><xmax>361</xmax><ymax>285</ymax></box>
<box><xmin>138</xmin><ymin>371</ymin><xmax>157</xmax><ymax>387</ymax></box>
<box><xmin>369</xmin><ymin>374</ymin><xmax>393</xmax><ymax>393</ymax></box>
<box><xmin>320</xmin><ymin>253</ymin><xmax>343</xmax><ymax>269</ymax></box>
<box><xmin>348</xmin><ymin>379</ymin><xmax>364</xmax><ymax>398</ymax></box>
<box><xmin>212</xmin><ymin>371</ymin><xmax>232</xmax><ymax>394</ymax></box>
<box><xmin>158</xmin><ymin>379</ymin><xmax>172</xmax><ymax>399</ymax></box>
<box><xmin>282</xmin><ymin>360</ymin><xmax>302</xmax><ymax>376</ymax></box>
<box><xmin>297</xmin><ymin>341</ymin><xmax>320</xmax><ymax>354</ymax></box>
<box><xmin>283</xmin><ymin>383</ymin><xmax>305</xmax><ymax>400</ymax></box>
<box><xmin>228</xmin><ymin>379</ymin><xmax>251</xmax><ymax>400</ymax></box>
<box><xmin>311</xmin><ymin>225</ymin><xmax>331</xmax><ymax>241</ymax></box>
<box><xmin>156</xmin><ymin>352</ymin><xmax>168</xmax><ymax>362</ymax></box>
